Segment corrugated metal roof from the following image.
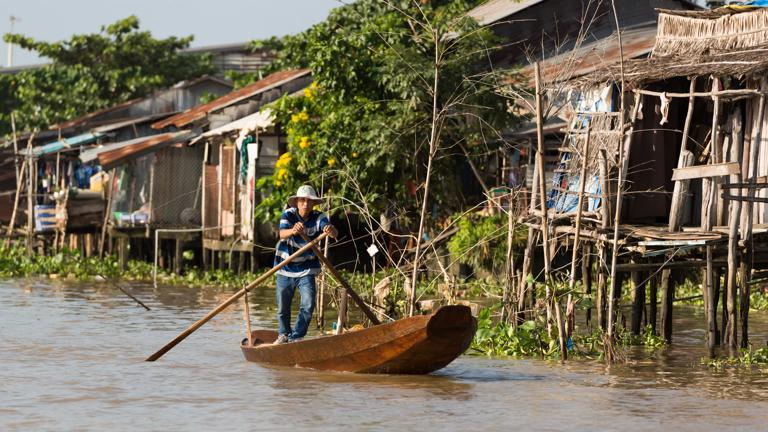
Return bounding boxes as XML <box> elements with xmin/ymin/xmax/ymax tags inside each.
<box><xmin>98</xmin><ymin>130</ymin><xmax>197</xmax><ymax>170</ymax></box>
<box><xmin>50</xmin><ymin>75</ymin><xmax>232</xmax><ymax>130</ymax></box>
<box><xmin>19</xmin><ymin>132</ymin><xmax>104</xmax><ymax>158</ymax></box>
<box><xmin>467</xmin><ymin>0</ymin><xmax>545</xmax><ymax>26</ymax></box>
<box><xmin>189</xmin><ymin>109</ymin><xmax>274</xmax><ymax>145</ymax></box>
<box><xmin>519</xmin><ymin>26</ymin><xmax>657</xmax><ymax>85</ymax></box>
<box><xmin>79</xmin><ymin>134</ymin><xmax>158</xmax><ymax>164</ymax></box>
<box><xmin>151</xmin><ymin>69</ymin><xmax>310</xmax><ymax>130</ymax></box>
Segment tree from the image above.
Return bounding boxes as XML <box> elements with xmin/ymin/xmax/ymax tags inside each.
<box><xmin>0</xmin><ymin>16</ymin><xmax>214</xmax><ymax>135</ymax></box>
<box><xmin>253</xmin><ymin>0</ymin><xmax>514</xmax><ymax>226</ymax></box>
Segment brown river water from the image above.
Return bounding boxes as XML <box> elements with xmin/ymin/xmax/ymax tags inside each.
<box><xmin>2</xmin><ymin>278</ymin><xmax>768</xmax><ymax>431</ymax></box>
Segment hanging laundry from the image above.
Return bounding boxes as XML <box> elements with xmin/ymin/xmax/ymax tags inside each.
<box><xmin>659</xmin><ymin>92</ymin><xmax>671</xmax><ymax>125</ymax></box>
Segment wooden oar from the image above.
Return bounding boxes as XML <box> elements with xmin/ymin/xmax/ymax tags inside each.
<box><xmin>299</xmin><ymin>233</ymin><xmax>381</xmax><ymax>325</ymax></box>
<box><xmin>145</xmin><ymin>231</ymin><xmax>330</xmax><ymax>362</ymax></box>
<box><xmin>98</xmin><ymin>273</ymin><xmax>151</xmax><ymax>311</ymax></box>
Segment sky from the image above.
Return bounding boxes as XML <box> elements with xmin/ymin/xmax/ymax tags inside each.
<box><xmin>0</xmin><ymin>0</ymin><xmax>341</xmax><ymax>67</ymax></box>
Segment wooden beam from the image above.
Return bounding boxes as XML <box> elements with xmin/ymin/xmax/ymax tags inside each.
<box><xmin>672</xmin><ymin>162</ymin><xmax>740</xmax><ymax>181</ymax></box>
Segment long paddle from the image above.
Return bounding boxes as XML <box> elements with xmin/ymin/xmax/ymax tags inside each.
<box><xmin>299</xmin><ymin>233</ymin><xmax>381</xmax><ymax>325</ymax></box>
<box><xmin>145</xmin><ymin>231</ymin><xmax>330</xmax><ymax>362</ymax></box>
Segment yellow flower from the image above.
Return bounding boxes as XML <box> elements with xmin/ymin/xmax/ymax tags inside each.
<box><xmin>274</xmin><ymin>179</ymin><xmax>283</xmax><ymax>187</ymax></box>
<box><xmin>277</xmin><ymin>168</ymin><xmax>288</xmax><ymax>180</ymax></box>
<box><xmin>299</xmin><ymin>136</ymin><xmax>310</xmax><ymax>149</ymax></box>
<box><xmin>351</xmin><ymin>152</ymin><xmax>358</xmax><ymax>158</ymax></box>
<box><xmin>327</xmin><ymin>158</ymin><xmax>336</xmax><ymax>167</ymax></box>
<box><xmin>310</xmin><ymin>82</ymin><xmax>318</xmax><ymax>89</ymax></box>
<box><xmin>303</xmin><ymin>87</ymin><xmax>315</xmax><ymax>100</ymax></box>
<box><xmin>290</xmin><ymin>111</ymin><xmax>309</xmax><ymax>123</ymax></box>
<box><xmin>276</xmin><ymin>152</ymin><xmax>292</xmax><ymax>168</ymax></box>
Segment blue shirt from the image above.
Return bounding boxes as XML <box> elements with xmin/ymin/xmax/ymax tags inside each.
<box><xmin>274</xmin><ymin>207</ymin><xmax>330</xmax><ymax>277</ymax></box>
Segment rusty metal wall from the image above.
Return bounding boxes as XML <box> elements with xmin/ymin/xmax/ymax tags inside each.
<box><xmin>150</xmin><ymin>144</ymin><xmax>204</xmax><ymax>227</ymax></box>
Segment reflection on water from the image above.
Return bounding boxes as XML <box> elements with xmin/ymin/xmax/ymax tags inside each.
<box><xmin>1</xmin><ymin>279</ymin><xmax>768</xmax><ymax>431</ymax></box>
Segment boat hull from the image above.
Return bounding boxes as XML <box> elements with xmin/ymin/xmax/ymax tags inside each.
<box><xmin>241</xmin><ymin>305</ymin><xmax>477</xmax><ymax>374</ymax></box>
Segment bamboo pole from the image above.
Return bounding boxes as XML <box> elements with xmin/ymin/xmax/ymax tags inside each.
<box><xmin>407</xmin><ymin>28</ymin><xmax>441</xmax><ymax>318</ymax></box>
<box><xmin>26</xmin><ymin>147</ymin><xmax>35</xmax><ymax>254</ymax></box>
<box><xmin>566</xmin><ymin>127</ymin><xmax>591</xmax><ymax>337</ymax></box>
<box><xmin>145</xmin><ymin>231</ymin><xmax>330</xmax><ymax>362</ymax></box>
<box><xmin>99</xmin><ymin>169</ymin><xmax>116</xmax><ymax>258</ymax></box>
<box><xmin>649</xmin><ymin>274</ymin><xmax>658</xmax><ymax>334</ymax></box>
<box><xmin>607</xmin><ymin>94</ymin><xmax>642</xmax><ymax>339</ymax></box>
<box><xmin>5</xmin><ymin>160</ymin><xmax>27</xmax><ymax>247</ymax></box>
<box><xmin>299</xmin><ymin>233</ymin><xmax>381</xmax><ymax>325</ymax></box>
<box><xmin>582</xmin><ymin>243</ymin><xmax>593</xmax><ymax>327</ymax></box>
<box><xmin>243</xmin><ymin>290</ymin><xmax>253</xmax><ymax>346</ymax></box>
<box><xmin>504</xmin><ymin>191</ymin><xmax>516</xmax><ymax>321</ymax></box>
<box><xmin>726</xmin><ymin>107</ymin><xmax>744</xmax><ymax>355</ymax></box>
<box><xmin>633</xmin><ymin>88</ymin><xmax>764</xmax><ymax>99</ymax></box>
<box><xmin>534</xmin><ymin>62</ymin><xmax>566</xmax><ymax>360</ymax></box>
<box><xmin>534</xmin><ymin>67</ymin><xmax>552</xmax><ymax>312</ymax></box>
<box><xmin>740</xmin><ymin>86</ymin><xmax>766</xmax><ymax>348</ymax></box>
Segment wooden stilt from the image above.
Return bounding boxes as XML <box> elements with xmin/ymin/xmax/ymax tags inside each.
<box><xmin>608</xmin><ymin>94</ymin><xmax>642</xmax><ymax>338</ymax></box>
<box><xmin>739</xmin><ymin>259</ymin><xmax>750</xmax><ymax>349</ymax></box>
<box><xmin>317</xmin><ymin>226</ymin><xmax>330</xmax><ymax>329</ymax></box>
<box><xmin>118</xmin><ymin>237</ymin><xmax>128</xmax><ymax>271</ymax></box>
<box><xmin>174</xmin><ymin>239</ymin><xmax>183</xmax><ymax>275</ymax></box>
<box><xmin>582</xmin><ymin>243</ymin><xmax>593</xmax><ymax>327</ymax></box>
<box><xmin>597</xmin><ymin>245</ymin><xmax>608</xmax><ymax>331</ymax></box>
<box><xmin>5</xmin><ymin>159</ymin><xmax>27</xmax><ymax>247</ymax></box>
<box><xmin>718</xmin><ymin>269</ymin><xmax>725</xmax><ymax>345</ymax></box>
<box><xmin>243</xmin><ymin>290</ymin><xmax>253</xmax><ymax>346</ymax></box>
<box><xmin>535</xmin><ymin>63</ymin><xmax>566</xmax><ymax>358</ymax></box>
<box><xmin>99</xmin><ymin>169</ymin><xmax>116</xmax><ymax>257</ymax></box>
<box><xmin>649</xmin><ymin>273</ymin><xmax>658</xmax><ymax>334</ymax></box>
<box><xmin>725</xmin><ymin>107</ymin><xmax>744</xmax><ymax>355</ymax></box>
<box><xmin>567</xmin><ymin>127</ymin><xmax>592</xmax><ymax>337</ymax></box>
<box><xmin>26</xmin><ymin>153</ymin><xmax>36</xmax><ymax>254</ymax></box>
<box><xmin>739</xmin><ymin>85</ymin><xmax>765</xmax><ymax>348</ymax></box>
<box><xmin>707</xmin><ymin>246</ymin><xmax>717</xmax><ymax>356</ymax></box>
<box><xmin>202</xmin><ymin>247</ymin><xmax>209</xmax><ymax>271</ymax></box>
<box><xmin>661</xmin><ymin>269</ymin><xmax>675</xmax><ymax>343</ymax></box>
<box><xmin>504</xmin><ymin>191</ymin><xmax>517</xmax><ymax>322</ymax></box>
<box><xmin>238</xmin><ymin>251</ymin><xmax>246</xmax><ymax>275</ymax></box>
<box><xmin>630</xmin><ymin>268</ymin><xmax>645</xmax><ymax>336</ymax></box>
<box><xmin>517</xmin><ymin>227</ymin><xmax>537</xmax><ymax>320</ymax></box>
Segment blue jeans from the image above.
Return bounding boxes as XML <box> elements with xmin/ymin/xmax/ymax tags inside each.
<box><xmin>276</xmin><ymin>274</ymin><xmax>316</xmax><ymax>339</ymax></box>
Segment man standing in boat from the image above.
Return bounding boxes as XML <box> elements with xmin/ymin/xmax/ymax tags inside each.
<box><xmin>273</xmin><ymin>185</ymin><xmax>337</xmax><ymax>344</ymax></box>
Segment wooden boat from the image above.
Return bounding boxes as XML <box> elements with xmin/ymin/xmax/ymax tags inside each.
<box><xmin>241</xmin><ymin>305</ymin><xmax>477</xmax><ymax>374</ymax></box>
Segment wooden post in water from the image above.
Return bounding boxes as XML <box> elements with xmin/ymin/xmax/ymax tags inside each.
<box><xmin>608</xmin><ymin>94</ymin><xmax>642</xmax><ymax>339</ymax></box>
<box><xmin>567</xmin><ymin>127</ymin><xmax>591</xmax><ymax>336</ymax></box>
<box><xmin>649</xmin><ymin>273</ymin><xmax>658</xmax><ymax>334</ymax></box>
<box><xmin>597</xmin><ymin>149</ymin><xmax>610</xmax><ymax>331</ymax></box>
<box><xmin>317</xmin><ymin>235</ymin><xmax>330</xmax><ymax>329</ymax></box>
<box><xmin>661</xmin><ymin>270</ymin><xmax>675</xmax><ymax>343</ymax></box>
<box><xmin>739</xmin><ymin>86</ymin><xmax>765</xmax><ymax>348</ymax></box>
<box><xmin>534</xmin><ymin>62</ymin><xmax>566</xmax><ymax>359</ymax></box>
<box><xmin>582</xmin><ymin>243</ymin><xmax>593</xmax><ymax>327</ymax></box>
<box><xmin>630</xmin><ymin>266</ymin><xmax>645</xmax><ymax>336</ymax></box>
<box><xmin>243</xmin><ymin>290</ymin><xmax>253</xmax><ymax>346</ymax></box>
<box><xmin>725</xmin><ymin>106</ymin><xmax>744</xmax><ymax>355</ymax></box>
<box><xmin>504</xmin><ymin>191</ymin><xmax>516</xmax><ymax>321</ymax></box>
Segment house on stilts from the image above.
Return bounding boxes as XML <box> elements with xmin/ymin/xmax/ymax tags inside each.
<box><xmin>521</xmin><ymin>5</ymin><xmax>768</xmax><ymax>356</ymax></box>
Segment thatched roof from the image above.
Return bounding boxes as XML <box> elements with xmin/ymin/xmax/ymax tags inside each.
<box><xmin>656</xmin><ymin>8</ymin><xmax>753</xmax><ymax>19</ymax></box>
<box><xmin>571</xmin><ymin>45</ymin><xmax>768</xmax><ymax>87</ymax></box>
<box><xmin>653</xmin><ymin>7</ymin><xmax>768</xmax><ymax>57</ymax></box>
